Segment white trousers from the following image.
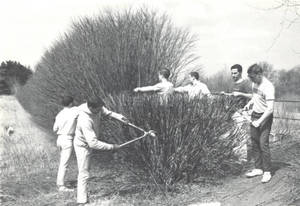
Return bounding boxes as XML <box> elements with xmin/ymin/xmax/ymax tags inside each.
<box><xmin>74</xmin><ymin>144</ymin><xmax>91</xmax><ymax>204</ymax></box>
<box><xmin>56</xmin><ymin>135</ymin><xmax>73</xmax><ymax>186</ymax></box>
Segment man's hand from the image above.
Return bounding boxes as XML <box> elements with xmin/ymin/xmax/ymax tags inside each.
<box><xmin>251</xmin><ymin>120</ymin><xmax>260</xmax><ymax>128</ymax></box>
<box><xmin>243</xmin><ymin>103</ymin><xmax>251</xmax><ymax>111</ymax></box>
<box><xmin>134</xmin><ymin>88</ymin><xmax>140</xmax><ymax>92</ymax></box>
<box><xmin>120</xmin><ymin>116</ymin><xmax>130</xmax><ymax>125</ymax></box>
<box><xmin>232</xmin><ymin>91</ymin><xmax>242</xmax><ymax>96</ymax></box>
<box><xmin>112</xmin><ymin>144</ymin><xmax>120</xmax><ymax>150</ymax></box>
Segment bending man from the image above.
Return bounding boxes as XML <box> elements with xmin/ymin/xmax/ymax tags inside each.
<box><xmin>74</xmin><ymin>97</ymin><xmax>129</xmax><ymax>205</ymax></box>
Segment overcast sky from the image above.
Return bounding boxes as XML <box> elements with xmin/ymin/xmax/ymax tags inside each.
<box><xmin>1</xmin><ymin>0</ymin><xmax>299</xmax><ymax>76</ymax></box>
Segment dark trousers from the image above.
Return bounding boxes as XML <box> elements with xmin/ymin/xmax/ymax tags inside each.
<box><xmin>250</xmin><ymin>112</ymin><xmax>273</xmax><ymax>171</ymax></box>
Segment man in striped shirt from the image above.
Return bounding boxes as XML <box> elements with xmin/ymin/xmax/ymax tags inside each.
<box><xmin>244</xmin><ymin>63</ymin><xmax>275</xmax><ymax>183</ymax></box>
<box><xmin>53</xmin><ymin>95</ymin><xmax>79</xmax><ymax>192</ymax></box>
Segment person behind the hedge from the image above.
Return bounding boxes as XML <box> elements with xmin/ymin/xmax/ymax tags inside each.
<box><xmin>244</xmin><ymin>63</ymin><xmax>275</xmax><ymax>183</ymax></box>
<box><xmin>227</xmin><ymin>64</ymin><xmax>253</xmax><ymax>162</ymax></box>
<box><xmin>174</xmin><ymin>71</ymin><xmax>210</xmax><ymax>99</ymax></box>
<box><xmin>74</xmin><ymin>97</ymin><xmax>129</xmax><ymax>205</ymax></box>
<box><xmin>228</xmin><ymin>64</ymin><xmax>252</xmax><ymax>108</ymax></box>
<box><xmin>53</xmin><ymin>95</ymin><xmax>79</xmax><ymax>192</ymax></box>
<box><xmin>133</xmin><ymin>68</ymin><xmax>174</xmax><ymax>95</ymax></box>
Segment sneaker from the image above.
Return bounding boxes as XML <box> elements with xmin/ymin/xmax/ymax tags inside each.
<box><xmin>58</xmin><ymin>185</ymin><xmax>74</xmax><ymax>192</ymax></box>
<box><xmin>261</xmin><ymin>171</ymin><xmax>272</xmax><ymax>183</ymax></box>
<box><xmin>245</xmin><ymin>169</ymin><xmax>263</xmax><ymax>178</ymax></box>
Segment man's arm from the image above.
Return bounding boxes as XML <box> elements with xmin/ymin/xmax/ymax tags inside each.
<box><xmin>243</xmin><ymin>98</ymin><xmax>254</xmax><ymax>111</ymax></box>
<box><xmin>81</xmin><ymin>118</ymin><xmax>115</xmax><ymax>150</ymax></box>
<box><xmin>232</xmin><ymin>92</ymin><xmax>252</xmax><ymax>99</ymax></box>
<box><xmin>102</xmin><ymin>107</ymin><xmax>129</xmax><ymax>124</ymax></box>
<box><xmin>134</xmin><ymin>83</ymin><xmax>162</xmax><ymax>92</ymax></box>
<box><xmin>202</xmin><ymin>84</ymin><xmax>211</xmax><ymax>95</ymax></box>
<box><xmin>252</xmin><ymin>100</ymin><xmax>274</xmax><ymax>127</ymax></box>
<box><xmin>174</xmin><ymin>85</ymin><xmax>189</xmax><ymax>93</ymax></box>
<box><xmin>53</xmin><ymin>116</ymin><xmax>59</xmax><ymax>133</ymax></box>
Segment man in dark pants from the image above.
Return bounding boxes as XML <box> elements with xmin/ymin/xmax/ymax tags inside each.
<box><xmin>229</xmin><ymin>64</ymin><xmax>252</xmax><ymax>162</ymax></box>
<box><xmin>243</xmin><ymin>63</ymin><xmax>275</xmax><ymax>183</ymax></box>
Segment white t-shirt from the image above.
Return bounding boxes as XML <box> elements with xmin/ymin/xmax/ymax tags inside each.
<box><xmin>175</xmin><ymin>81</ymin><xmax>210</xmax><ymax>98</ymax></box>
<box><xmin>53</xmin><ymin>106</ymin><xmax>79</xmax><ymax>137</ymax></box>
<box><xmin>252</xmin><ymin>77</ymin><xmax>275</xmax><ymax>113</ymax></box>
<box><xmin>153</xmin><ymin>81</ymin><xmax>174</xmax><ymax>95</ymax></box>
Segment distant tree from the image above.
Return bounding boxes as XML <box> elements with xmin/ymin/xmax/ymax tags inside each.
<box><xmin>0</xmin><ymin>61</ymin><xmax>33</xmax><ymax>86</ymax></box>
<box><xmin>277</xmin><ymin>65</ymin><xmax>300</xmax><ymax>97</ymax></box>
<box><xmin>258</xmin><ymin>61</ymin><xmax>279</xmax><ymax>84</ymax></box>
<box><xmin>206</xmin><ymin>67</ymin><xmax>233</xmax><ymax>93</ymax></box>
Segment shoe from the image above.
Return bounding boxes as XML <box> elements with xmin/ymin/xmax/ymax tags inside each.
<box><xmin>58</xmin><ymin>185</ymin><xmax>74</xmax><ymax>192</ymax></box>
<box><xmin>245</xmin><ymin>169</ymin><xmax>263</xmax><ymax>178</ymax></box>
<box><xmin>261</xmin><ymin>171</ymin><xmax>272</xmax><ymax>183</ymax></box>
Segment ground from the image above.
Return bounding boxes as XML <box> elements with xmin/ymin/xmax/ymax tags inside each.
<box><xmin>0</xmin><ymin>95</ymin><xmax>299</xmax><ymax>206</ymax></box>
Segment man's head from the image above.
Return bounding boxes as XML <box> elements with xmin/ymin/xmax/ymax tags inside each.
<box><xmin>230</xmin><ymin>64</ymin><xmax>243</xmax><ymax>82</ymax></box>
<box><xmin>247</xmin><ymin>63</ymin><xmax>263</xmax><ymax>84</ymax></box>
<box><xmin>87</xmin><ymin>97</ymin><xmax>105</xmax><ymax>114</ymax></box>
<box><xmin>61</xmin><ymin>95</ymin><xmax>74</xmax><ymax>107</ymax></box>
<box><xmin>189</xmin><ymin>72</ymin><xmax>199</xmax><ymax>82</ymax></box>
<box><xmin>158</xmin><ymin>68</ymin><xmax>171</xmax><ymax>81</ymax></box>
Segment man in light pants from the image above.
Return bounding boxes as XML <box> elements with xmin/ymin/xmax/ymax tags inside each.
<box><xmin>74</xmin><ymin>97</ymin><xmax>129</xmax><ymax>205</ymax></box>
<box><xmin>53</xmin><ymin>95</ymin><xmax>79</xmax><ymax>192</ymax></box>
<box><xmin>244</xmin><ymin>63</ymin><xmax>275</xmax><ymax>183</ymax></box>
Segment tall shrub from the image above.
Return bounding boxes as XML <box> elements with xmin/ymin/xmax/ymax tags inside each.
<box><xmin>17</xmin><ymin>8</ymin><xmax>200</xmax><ymax>129</ymax></box>
<box><xmin>98</xmin><ymin>94</ymin><xmax>242</xmax><ymax>190</ymax></box>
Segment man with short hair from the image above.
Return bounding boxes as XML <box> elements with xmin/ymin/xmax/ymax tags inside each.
<box><xmin>74</xmin><ymin>97</ymin><xmax>129</xmax><ymax>205</ymax></box>
<box><xmin>230</xmin><ymin>64</ymin><xmax>252</xmax><ymax>108</ymax></box>
<box><xmin>227</xmin><ymin>64</ymin><xmax>253</xmax><ymax>162</ymax></box>
<box><xmin>53</xmin><ymin>95</ymin><xmax>79</xmax><ymax>192</ymax></box>
<box><xmin>174</xmin><ymin>71</ymin><xmax>210</xmax><ymax>99</ymax></box>
<box><xmin>133</xmin><ymin>68</ymin><xmax>174</xmax><ymax>95</ymax></box>
<box><xmin>244</xmin><ymin>63</ymin><xmax>275</xmax><ymax>183</ymax></box>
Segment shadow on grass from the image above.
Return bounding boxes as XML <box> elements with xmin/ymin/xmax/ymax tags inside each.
<box><xmin>271</xmin><ymin>161</ymin><xmax>291</xmax><ymax>175</ymax></box>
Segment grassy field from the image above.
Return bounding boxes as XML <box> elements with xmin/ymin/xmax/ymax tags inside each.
<box><xmin>1</xmin><ymin>95</ymin><xmax>300</xmax><ymax>206</ymax></box>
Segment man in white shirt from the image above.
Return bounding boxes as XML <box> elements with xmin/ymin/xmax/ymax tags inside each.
<box><xmin>174</xmin><ymin>72</ymin><xmax>210</xmax><ymax>99</ymax></box>
<box><xmin>74</xmin><ymin>97</ymin><xmax>129</xmax><ymax>205</ymax></box>
<box><xmin>243</xmin><ymin>63</ymin><xmax>275</xmax><ymax>183</ymax></box>
<box><xmin>53</xmin><ymin>96</ymin><xmax>79</xmax><ymax>192</ymax></box>
<box><xmin>133</xmin><ymin>68</ymin><xmax>174</xmax><ymax>96</ymax></box>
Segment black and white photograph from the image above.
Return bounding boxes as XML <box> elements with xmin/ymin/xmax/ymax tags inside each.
<box><xmin>0</xmin><ymin>0</ymin><xmax>300</xmax><ymax>205</ymax></box>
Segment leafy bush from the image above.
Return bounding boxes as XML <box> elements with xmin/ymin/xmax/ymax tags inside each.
<box><xmin>98</xmin><ymin>94</ymin><xmax>242</xmax><ymax>190</ymax></box>
<box><xmin>16</xmin><ymin>8</ymin><xmax>199</xmax><ymax>129</ymax></box>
